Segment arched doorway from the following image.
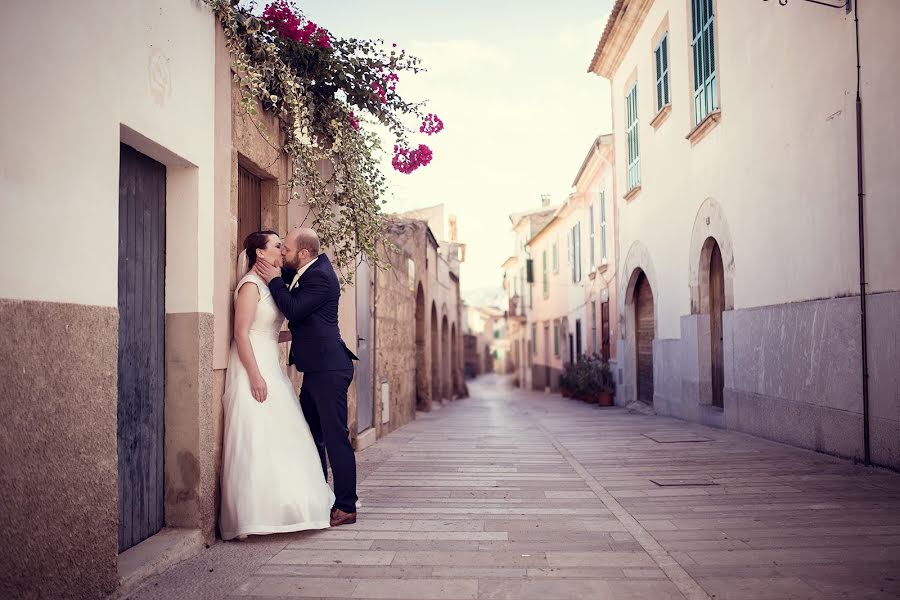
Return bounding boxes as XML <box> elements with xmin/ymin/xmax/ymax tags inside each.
<box><xmin>415</xmin><ymin>285</ymin><xmax>426</xmax><ymax>409</ymax></box>
<box><xmin>431</xmin><ymin>302</ymin><xmax>439</xmax><ymax>404</ymax></box>
<box><xmin>634</xmin><ymin>271</ymin><xmax>655</xmax><ymax>404</ymax></box>
<box><xmin>708</xmin><ymin>241</ymin><xmax>725</xmax><ymax>408</ymax></box>
<box><xmin>441</xmin><ymin>315</ymin><xmax>450</xmax><ymax>400</ymax></box>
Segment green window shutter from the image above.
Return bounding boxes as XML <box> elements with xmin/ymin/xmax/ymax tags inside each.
<box><xmin>655</xmin><ymin>33</ymin><xmax>670</xmax><ymax>111</ymax></box>
<box><xmin>691</xmin><ymin>0</ymin><xmax>718</xmax><ymax>125</ymax></box>
<box><xmin>600</xmin><ymin>191</ymin><xmax>607</xmax><ymax>261</ymax></box>
<box><xmin>542</xmin><ymin>251</ymin><xmax>548</xmax><ymax>298</ymax></box>
<box><xmin>626</xmin><ymin>83</ymin><xmax>640</xmax><ymax>191</ymax></box>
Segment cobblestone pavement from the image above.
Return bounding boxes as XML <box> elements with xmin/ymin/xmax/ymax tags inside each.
<box><xmin>127</xmin><ymin>375</ymin><xmax>900</xmax><ymax>600</ymax></box>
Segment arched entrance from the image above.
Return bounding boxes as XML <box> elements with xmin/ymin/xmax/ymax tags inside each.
<box><xmin>415</xmin><ymin>285</ymin><xmax>426</xmax><ymax>409</ymax></box>
<box><xmin>708</xmin><ymin>241</ymin><xmax>725</xmax><ymax>408</ymax></box>
<box><xmin>430</xmin><ymin>302</ymin><xmax>439</xmax><ymax>404</ymax></box>
<box><xmin>441</xmin><ymin>315</ymin><xmax>450</xmax><ymax>400</ymax></box>
<box><xmin>689</xmin><ymin>200</ymin><xmax>735</xmax><ymax>413</ymax></box>
<box><xmin>634</xmin><ymin>271</ymin><xmax>655</xmax><ymax>404</ymax></box>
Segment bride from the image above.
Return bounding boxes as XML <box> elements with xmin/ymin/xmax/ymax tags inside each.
<box><xmin>220</xmin><ymin>230</ymin><xmax>335</xmax><ymax>540</ymax></box>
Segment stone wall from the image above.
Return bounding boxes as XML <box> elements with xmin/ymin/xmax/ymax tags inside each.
<box><xmin>647</xmin><ymin>293</ymin><xmax>900</xmax><ymax>469</ymax></box>
<box><xmin>373</xmin><ymin>223</ymin><xmax>423</xmax><ymax>437</ymax></box>
<box><xmin>0</xmin><ymin>300</ymin><xmax>119</xmax><ymax>600</ymax></box>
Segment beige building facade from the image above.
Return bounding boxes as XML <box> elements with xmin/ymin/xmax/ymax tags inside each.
<box><xmin>372</xmin><ymin>214</ymin><xmax>466</xmax><ymax>442</ymax></box>
<box><xmin>527</xmin><ymin>135</ymin><xmax>620</xmax><ymax>392</ymax></box>
<box><xmin>0</xmin><ymin>2</ymin><xmax>385</xmax><ymax>598</ymax></box>
<box><xmin>590</xmin><ymin>0</ymin><xmax>900</xmax><ymax>468</ymax></box>
<box><xmin>502</xmin><ymin>205</ymin><xmax>556</xmax><ymax>389</ymax></box>
<box><xmin>462</xmin><ymin>304</ymin><xmax>508</xmax><ymax>377</ymax></box>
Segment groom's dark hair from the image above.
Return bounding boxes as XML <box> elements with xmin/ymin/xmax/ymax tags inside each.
<box><xmin>244</xmin><ymin>230</ymin><xmax>279</xmax><ymax>269</ymax></box>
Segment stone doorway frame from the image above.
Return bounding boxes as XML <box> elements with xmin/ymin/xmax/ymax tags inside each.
<box><xmin>688</xmin><ymin>199</ymin><xmax>735</xmax><ymax>409</ymax></box>
<box><xmin>620</xmin><ymin>241</ymin><xmax>659</xmax><ymax>406</ymax></box>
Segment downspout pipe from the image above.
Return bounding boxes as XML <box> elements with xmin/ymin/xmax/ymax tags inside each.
<box><xmin>853</xmin><ymin>0</ymin><xmax>870</xmax><ymax>466</ymax></box>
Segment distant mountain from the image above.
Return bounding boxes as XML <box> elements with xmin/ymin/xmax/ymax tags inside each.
<box><xmin>462</xmin><ymin>286</ymin><xmax>506</xmax><ymax>309</ymax></box>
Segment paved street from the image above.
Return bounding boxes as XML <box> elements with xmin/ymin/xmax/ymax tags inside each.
<box><xmin>128</xmin><ymin>376</ymin><xmax>900</xmax><ymax>600</ymax></box>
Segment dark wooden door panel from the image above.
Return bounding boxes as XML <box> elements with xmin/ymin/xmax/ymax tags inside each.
<box><xmin>635</xmin><ymin>274</ymin><xmax>655</xmax><ymax>404</ymax></box>
<box><xmin>710</xmin><ymin>243</ymin><xmax>725</xmax><ymax>408</ymax></box>
<box><xmin>118</xmin><ymin>143</ymin><xmax>166</xmax><ymax>553</ymax></box>
<box><xmin>238</xmin><ymin>165</ymin><xmax>261</xmax><ymax>246</ymax></box>
<box><xmin>601</xmin><ymin>301</ymin><xmax>610</xmax><ymax>362</ymax></box>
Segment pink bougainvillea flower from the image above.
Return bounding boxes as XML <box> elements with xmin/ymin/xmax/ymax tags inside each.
<box><xmin>392</xmin><ymin>144</ymin><xmax>433</xmax><ymax>174</ymax></box>
<box><xmin>419</xmin><ymin>113</ymin><xmax>444</xmax><ymax>136</ymax></box>
<box><xmin>261</xmin><ymin>1</ymin><xmax>332</xmax><ymax>49</ymax></box>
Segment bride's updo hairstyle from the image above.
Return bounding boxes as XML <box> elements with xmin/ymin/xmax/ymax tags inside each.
<box><xmin>244</xmin><ymin>230</ymin><xmax>279</xmax><ymax>269</ymax></box>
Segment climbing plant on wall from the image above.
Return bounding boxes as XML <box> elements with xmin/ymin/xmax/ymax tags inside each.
<box><xmin>205</xmin><ymin>0</ymin><xmax>443</xmax><ymax>282</ymax></box>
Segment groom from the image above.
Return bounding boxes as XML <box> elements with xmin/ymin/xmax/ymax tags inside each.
<box><xmin>254</xmin><ymin>227</ymin><xmax>359</xmax><ymax>527</ymax></box>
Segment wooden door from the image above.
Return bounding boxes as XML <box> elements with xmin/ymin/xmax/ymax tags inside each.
<box><xmin>575</xmin><ymin>320</ymin><xmax>582</xmax><ymax>360</ymax></box>
<box><xmin>237</xmin><ymin>165</ymin><xmax>261</xmax><ymax>246</ymax></box>
<box><xmin>117</xmin><ymin>143</ymin><xmax>166</xmax><ymax>552</ymax></box>
<box><xmin>710</xmin><ymin>243</ymin><xmax>725</xmax><ymax>408</ymax></box>
<box><xmin>635</xmin><ymin>273</ymin><xmax>655</xmax><ymax>404</ymax></box>
<box><xmin>601</xmin><ymin>301</ymin><xmax>610</xmax><ymax>362</ymax></box>
<box><xmin>356</xmin><ymin>259</ymin><xmax>373</xmax><ymax>431</ymax></box>
<box><xmin>543</xmin><ymin>324</ymin><xmax>550</xmax><ymax>386</ymax></box>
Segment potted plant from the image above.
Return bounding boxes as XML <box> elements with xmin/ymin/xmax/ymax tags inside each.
<box><xmin>597</xmin><ymin>360</ymin><xmax>615</xmax><ymax>407</ymax></box>
<box><xmin>559</xmin><ymin>364</ymin><xmax>574</xmax><ymax>398</ymax></box>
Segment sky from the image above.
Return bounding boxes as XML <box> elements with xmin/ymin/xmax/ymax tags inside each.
<box><xmin>256</xmin><ymin>1</ymin><xmax>615</xmax><ymax>300</ymax></box>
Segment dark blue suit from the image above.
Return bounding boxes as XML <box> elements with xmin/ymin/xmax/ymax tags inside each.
<box><xmin>268</xmin><ymin>254</ymin><xmax>359</xmax><ymax>513</ymax></box>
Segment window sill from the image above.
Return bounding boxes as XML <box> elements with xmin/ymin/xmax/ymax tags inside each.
<box><xmin>597</xmin><ymin>262</ymin><xmax>609</xmax><ymax>275</ymax></box>
<box><xmin>623</xmin><ymin>185</ymin><xmax>642</xmax><ymax>202</ymax></box>
<box><xmin>686</xmin><ymin>110</ymin><xmax>721</xmax><ymax>146</ymax></box>
<box><xmin>650</xmin><ymin>104</ymin><xmax>672</xmax><ymax>129</ymax></box>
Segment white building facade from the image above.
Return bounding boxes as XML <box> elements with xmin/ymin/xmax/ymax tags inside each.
<box><xmin>590</xmin><ymin>0</ymin><xmax>900</xmax><ymax>468</ymax></box>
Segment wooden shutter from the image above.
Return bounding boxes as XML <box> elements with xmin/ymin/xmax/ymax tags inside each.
<box><xmin>238</xmin><ymin>165</ymin><xmax>261</xmax><ymax>247</ymax></box>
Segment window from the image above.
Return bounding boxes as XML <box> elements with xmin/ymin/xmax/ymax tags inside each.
<box><xmin>654</xmin><ymin>33</ymin><xmax>670</xmax><ymax>112</ymax></box>
<box><xmin>531</xmin><ymin>323</ymin><xmax>537</xmax><ymax>355</ymax></box>
<box><xmin>626</xmin><ymin>83</ymin><xmax>641</xmax><ymax>191</ymax></box>
<box><xmin>591</xmin><ymin>300</ymin><xmax>598</xmax><ymax>354</ymax></box>
<box><xmin>542</xmin><ymin>250</ymin><xmax>549</xmax><ymax>299</ymax></box>
<box><xmin>552</xmin><ymin>241</ymin><xmax>558</xmax><ymax>273</ymax></box>
<box><xmin>571</xmin><ymin>222</ymin><xmax>582</xmax><ymax>283</ymax></box>
<box><xmin>600</xmin><ymin>190</ymin><xmax>608</xmax><ymax>262</ymax></box>
<box><xmin>553</xmin><ymin>321</ymin><xmax>560</xmax><ymax>357</ymax></box>
<box><xmin>589</xmin><ymin>204</ymin><xmax>596</xmax><ymax>269</ymax></box>
<box><xmin>691</xmin><ymin>0</ymin><xmax>718</xmax><ymax>125</ymax></box>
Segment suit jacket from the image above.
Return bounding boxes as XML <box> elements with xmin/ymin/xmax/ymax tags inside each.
<box><xmin>268</xmin><ymin>254</ymin><xmax>358</xmax><ymax>372</ymax></box>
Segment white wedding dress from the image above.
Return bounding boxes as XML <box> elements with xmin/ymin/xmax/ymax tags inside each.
<box><xmin>220</xmin><ymin>271</ymin><xmax>334</xmax><ymax>540</ymax></box>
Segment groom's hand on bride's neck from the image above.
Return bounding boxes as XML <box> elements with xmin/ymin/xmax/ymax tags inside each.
<box><xmin>254</xmin><ymin>258</ymin><xmax>281</xmax><ymax>284</ymax></box>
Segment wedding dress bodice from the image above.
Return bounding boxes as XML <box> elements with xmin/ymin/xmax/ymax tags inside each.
<box><xmin>235</xmin><ymin>272</ymin><xmax>285</xmax><ymax>340</ymax></box>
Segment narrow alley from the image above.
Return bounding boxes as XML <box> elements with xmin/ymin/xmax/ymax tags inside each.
<box><xmin>127</xmin><ymin>376</ymin><xmax>900</xmax><ymax>600</ymax></box>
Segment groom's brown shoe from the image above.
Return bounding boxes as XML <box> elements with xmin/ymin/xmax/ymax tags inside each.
<box><xmin>330</xmin><ymin>508</ymin><xmax>357</xmax><ymax>527</ymax></box>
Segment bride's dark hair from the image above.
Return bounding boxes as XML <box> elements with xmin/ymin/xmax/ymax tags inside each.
<box><xmin>244</xmin><ymin>230</ymin><xmax>279</xmax><ymax>269</ymax></box>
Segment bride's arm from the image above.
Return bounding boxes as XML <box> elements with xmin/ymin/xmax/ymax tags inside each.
<box><xmin>234</xmin><ymin>282</ymin><xmax>268</xmax><ymax>402</ymax></box>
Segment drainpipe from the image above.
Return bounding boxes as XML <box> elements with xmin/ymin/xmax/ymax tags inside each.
<box><xmin>852</xmin><ymin>0</ymin><xmax>870</xmax><ymax>466</ymax></box>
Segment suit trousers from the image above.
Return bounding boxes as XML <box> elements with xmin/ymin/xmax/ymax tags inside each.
<box><xmin>298</xmin><ymin>368</ymin><xmax>358</xmax><ymax>513</ymax></box>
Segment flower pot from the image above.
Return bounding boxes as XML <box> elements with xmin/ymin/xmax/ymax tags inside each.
<box><xmin>560</xmin><ymin>388</ymin><xmax>571</xmax><ymax>398</ymax></box>
<box><xmin>597</xmin><ymin>391</ymin><xmax>614</xmax><ymax>407</ymax></box>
